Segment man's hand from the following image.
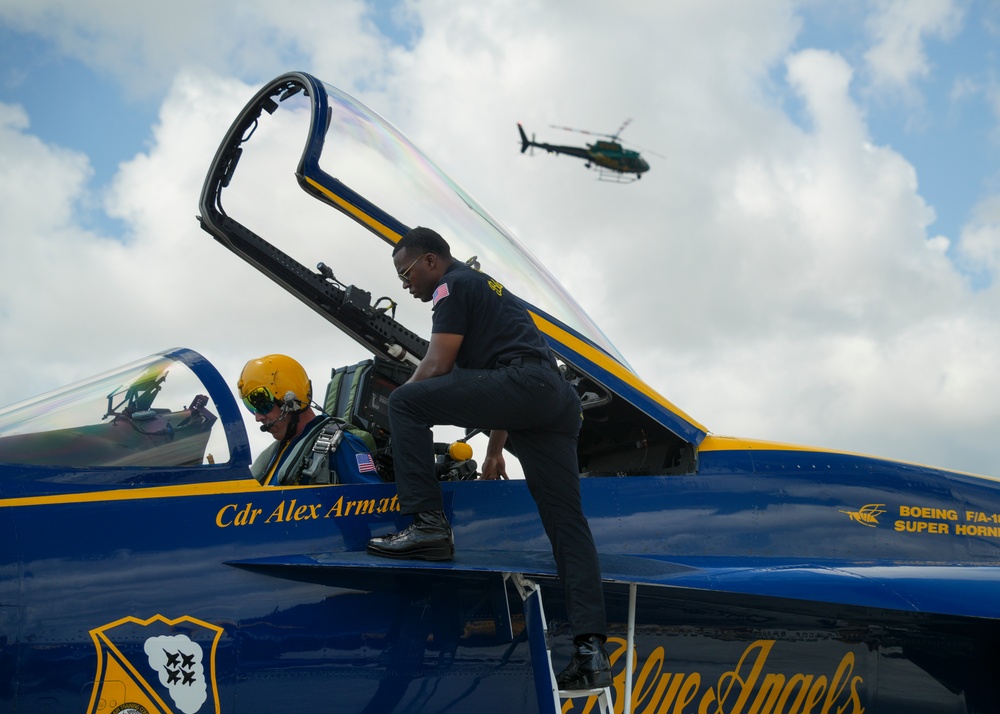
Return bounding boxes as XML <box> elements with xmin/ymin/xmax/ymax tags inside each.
<box><xmin>479</xmin><ymin>429</ymin><xmax>509</xmax><ymax>480</ymax></box>
<box><xmin>480</xmin><ymin>452</ymin><xmax>508</xmax><ymax>480</ymax></box>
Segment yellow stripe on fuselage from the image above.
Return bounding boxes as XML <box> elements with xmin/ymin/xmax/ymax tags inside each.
<box><xmin>0</xmin><ymin>478</ymin><xmax>270</xmax><ymax>509</ymax></box>
<box><xmin>698</xmin><ymin>434</ymin><xmax>1000</xmax><ymax>482</ymax></box>
<box><xmin>303</xmin><ymin>176</ymin><xmax>402</xmax><ymax>244</ymax></box>
<box><xmin>698</xmin><ymin>435</ymin><xmax>819</xmax><ymax>453</ymax></box>
<box><xmin>530</xmin><ymin>311</ymin><xmax>707</xmax><ymax>434</ymax></box>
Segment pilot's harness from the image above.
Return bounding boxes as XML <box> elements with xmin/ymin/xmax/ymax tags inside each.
<box><xmin>293</xmin><ymin>419</ymin><xmax>349</xmax><ymax>485</ymax></box>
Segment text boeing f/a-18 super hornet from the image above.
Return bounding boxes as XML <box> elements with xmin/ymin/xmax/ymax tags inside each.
<box><xmin>3</xmin><ymin>72</ymin><xmax>1000</xmax><ymax>714</ymax></box>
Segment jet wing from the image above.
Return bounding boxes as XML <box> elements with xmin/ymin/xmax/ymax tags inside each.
<box><xmin>227</xmin><ymin>549</ymin><xmax>1000</xmax><ymax>621</ymax></box>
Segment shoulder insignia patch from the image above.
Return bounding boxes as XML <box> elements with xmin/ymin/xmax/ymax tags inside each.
<box><xmin>432</xmin><ymin>282</ymin><xmax>450</xmax><ymax>306</ymax></box>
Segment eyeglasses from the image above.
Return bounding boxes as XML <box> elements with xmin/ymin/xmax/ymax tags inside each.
<box><xmin>397</xmin><ymin>253</ymin><xmax>429</xmax><ymax>283</ymax></box>
<box><xmin>241</xmin><ymin>386</ymin><xmax>278</xmax><ymax>415</ymax></box>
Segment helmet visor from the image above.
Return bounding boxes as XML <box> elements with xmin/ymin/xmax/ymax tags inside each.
<box><xmin>242</xmin><ymin>386</ymin><xmax>278</xmax><ymax>415</ymax></box>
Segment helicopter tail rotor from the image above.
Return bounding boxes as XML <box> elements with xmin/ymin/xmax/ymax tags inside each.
<box><xmin>517</xmin><ymin>123</ymin><xmax>533</xmax><ymax>155</ymax></box>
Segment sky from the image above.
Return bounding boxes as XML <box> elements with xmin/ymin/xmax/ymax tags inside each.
<box><xmin>1</xmin><ymin>0</ymin><xmax>1000</xmax><ymax>477</ymax></box>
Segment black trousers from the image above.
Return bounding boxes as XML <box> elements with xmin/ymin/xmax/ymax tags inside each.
<box><xmin>388</xmin><ymin>362</ymin><xmax>607</xmax><ymax>638</ymax></box>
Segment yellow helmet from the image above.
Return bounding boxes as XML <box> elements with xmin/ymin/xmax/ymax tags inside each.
<box><xmin>237</xmin><ymin>354</ymin><xmax>312</xmax><ymax>415</ymax></box>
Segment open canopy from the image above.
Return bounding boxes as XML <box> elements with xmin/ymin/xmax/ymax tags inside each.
<box><xmin>199</xmin><ymin>72</ymin><xmax>707</xmax><ymax>465</ymax></box>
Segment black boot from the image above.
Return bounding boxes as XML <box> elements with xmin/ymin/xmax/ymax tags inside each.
<box><xmin>555</xmin><ymin>634</ymin><xmax>611</xmax><ymax>690</ymax></box>
<box><xmin>366</xmin><ymin>510</ymin><xmax>454</xmax><ymax>561</ymax></box>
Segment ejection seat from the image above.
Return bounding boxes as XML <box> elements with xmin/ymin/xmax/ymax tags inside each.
<box><xmin>323</xmin><ymin>357</ymin><xmax>409</xmax><ymax>467</ymax></box>
<box><xmin>323</xmin><ymin>357</ymin><xmax>478</xmax><ymax>482</ymax></box>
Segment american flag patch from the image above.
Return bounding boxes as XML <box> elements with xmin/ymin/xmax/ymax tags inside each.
<box><xmin>432</xmin><ymin>282</ymin><xmax>450</xmax><ymax>306</ymax></box>
<box><xmin>356</xmin><ymin>453</ymin><xmax>377</xmax><ymax>473</ymax></box>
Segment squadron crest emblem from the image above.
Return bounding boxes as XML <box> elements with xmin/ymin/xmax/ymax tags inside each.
<box><xmin>86</xmin><ymin>615</ymin><xmax>223</xmax><ymax>714</ymax></box>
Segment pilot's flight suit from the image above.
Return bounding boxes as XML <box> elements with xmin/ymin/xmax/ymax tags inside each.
<box><xmin>388</xmin><ymin>261</ymin><xmax>607</xmax><ymax>639</ymax></box>
<box><xmin>252</xmin><ymin>414</ymin><xmax>381</xmax><ymax>487</ymax></box>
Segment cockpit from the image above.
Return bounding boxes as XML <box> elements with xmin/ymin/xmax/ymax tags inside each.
<box><xmin>0</xmin><ymin>349</ymin><xmax>232</xmax><ymax>475</ymax></box>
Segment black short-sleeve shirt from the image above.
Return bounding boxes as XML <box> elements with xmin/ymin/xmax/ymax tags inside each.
<box><xmin>431</xmin><ymin>262</ymin><xmax>552</xmax><ymax>369</ymax></box>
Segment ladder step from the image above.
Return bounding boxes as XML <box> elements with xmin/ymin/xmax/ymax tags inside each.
<box><xmin>505</xmin><ymin>572</ymin><xmax>637</xmax><ymax>714</ymax></box>
<box><xmin>507</xmin><ymin>572</ymin><xmax>615</xmax><ymax>714</ymax></box>
<box><xmin>560</xmin><ymin>687</ymin><xmax>614</xmax><ymax>714</ymax></box>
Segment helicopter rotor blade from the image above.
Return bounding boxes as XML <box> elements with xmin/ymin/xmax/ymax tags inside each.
<box><xmin>549</xmin><ymin>119</ymin><xmax>636</xmax><ymax>141</ymax></box>
<box><xmin>550</xmin><ymin>119</ymin><xmax>664</xmax><ymax>158</ymax></box>
<box><xmin>624</xmin><ymin>138</ymin><xmax>667</xmax><ymax>160</ymax></box>
<box><xmin>549</xmin><ymin>124</ymin><xmax>617</xmax><ymax>140</ymax></box>
<box><xmin>612</xmin><ymin>118</ymin><xmax>633</xmax><ymax>140</ymax></box>
<box><xmin>612</xmin><ymin>121</ymin><xmax>667</xmax><ymax>160</ymax></box>
<box><xmin>639</xmin><ymin>147</ymin><xmax>668</xmax><ymax>160</ymax></box>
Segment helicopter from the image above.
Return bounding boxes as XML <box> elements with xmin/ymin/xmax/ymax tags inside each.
<box><xmin>517</xmin><ymin>120</ymin><xmax>651</xmax><ymax>182</ymax></box>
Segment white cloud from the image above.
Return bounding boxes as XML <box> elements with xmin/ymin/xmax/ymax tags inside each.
<box><xmin>2</xmin><ymin>0</ymin><xmax>1000</xmax><ymax>478</ymax></box>
<box><xmin>863</xmin><ymin>0</ymin><xmax>964</xmax><ymax>95</ymax></box>
<box><xmin>0</xmin><ymin>100</ymin><xmax>128</xmax><ymax>397</ymax></box>
<box><xmin>957</xmin><ymin>194</ymin><xmax>1000</xmax><ymax>279</ymax></box>
<box><xmin>0</xmin><ymin>0</ymin><xmax>390</xmax><ymax>99</ymax></box>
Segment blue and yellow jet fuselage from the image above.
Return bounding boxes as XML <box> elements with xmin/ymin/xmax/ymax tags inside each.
<box><xmin>2</xmin><ymin>73</ymin><xmax>999</xmax><ymax>713</ymax></box>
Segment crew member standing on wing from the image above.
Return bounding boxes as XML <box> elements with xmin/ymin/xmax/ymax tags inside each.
<box><xmin>366</xmin><ymin>226</ymin><xmax>611</xmax><ymax>689</ymax></box>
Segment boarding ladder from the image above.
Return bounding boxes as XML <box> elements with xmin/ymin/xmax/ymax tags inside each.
<box><xmin>505</xmin><ymin>572</ymin><xmax>639</xmax><ymax>714</ymax></box>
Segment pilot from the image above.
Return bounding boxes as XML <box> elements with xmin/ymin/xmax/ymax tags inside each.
<box><xmin>365</xmin><ymin>227</ymin><xmax>611</xmax><ymax>690</ymax></box>
<box><xmin>237</xmin><ymin>354</ymin><xmax>381</xmax><ymax>486</ymax></box>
